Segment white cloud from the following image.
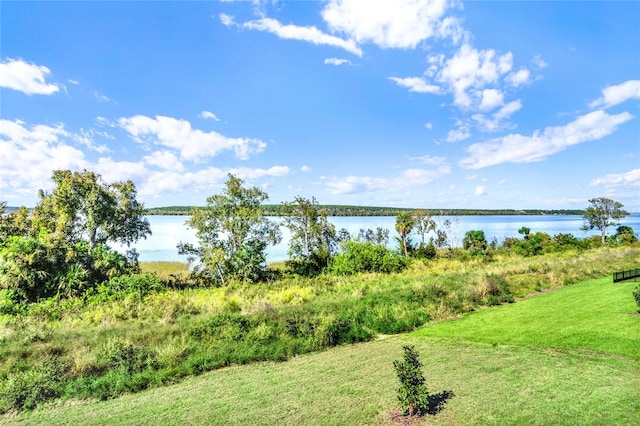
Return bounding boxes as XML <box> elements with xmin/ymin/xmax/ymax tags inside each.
<box><xmin>143</xmin><ymin>151</ymin><xmax>185</xmax><ymax>171</ymax></box>
<box><xmin>321</xmin><ymin>0</ymin><xmax>457</xmax><ymax>49</ymax></box>
<box><xmin>0</xmin><ymin>58</ymin><xmax>59</xmax><ymax>95</ymax></box>
<box><xmin>532</xmin><ymin>54</ymin><xmax>548</xmax><ymax>69</ymax></box>
<box><xmin>301</xmin><ymin>165</ymin><xmax>311</xmax><ymax>172</ymax></box>
<box><xmin>200</xmin><ymin>110</ymin><xmax>220</xmax><ymax>121</ymax></box>
<box><xmin>425</xmin><ymin>122</ymin><xmax>433</xmax><ymax>130</ymax></box>
<box><xmin>446</xmin><ymin>125</ymin><xmax>471</xmax><ymax>142</ymax></box>
<box><xmin>461</xmin><ymin>110</ymin><xmax>634</xmax><ymax>169</ymax></box>
<box><xmin>472</xmin><ymin>99</ymin><xmax>522</xmax><ymax>132</ymax></box>
<box><xmin>590</xmin><ymin>169</ymin><xmax>640</xmax><ymax>188</ymax></box>
<box><xmin>478</xmin><ymin>88</ymin><xmax>504</xmax><ymax>111</ymax></box>
<box><xmin>589</xmin><ymin>80</ymin><xmax>640</xmax><ymax>109</ymax></box>
<box><xmin>474</xmin><ymin>185</ymin><xmax>486</xmax><ymax>196</ymax></box>
<box><xmin>434</xmin><ymin>43</ymin><xmax>514</xmax><ymax>108</ymax></box>
<box><xmin>94</xmin><ymin>90</ymin><xmax>114</xmax><ymax>103</ymax></box>
<box><xmin>0</xmin><ymin>120</ymin><xmax>88</xmax><ymax>196</ymax></box>
<box><xmin>118</xmin><ymin>115</ymin><xmax>266</xmax><ymax>162</ymax></box>
<box><xmin>388</xmin><ymin>77</ymin><xmax>441</xmax><ymax>94</ymax></box>
<box><xmin>241</xmin><ymin>17</ymin><xmax>363</xmax><ymax>57</ymax></box>
<box><xmin>505</xmin><ymin>68</ymin><xmax>531</xmax><ymax>87</ymax></box>
<box><xmin>409</xmin><ymin>155</ymin><xmax>447</xmax><ymax>166</ymax></box>
<box><xmin>219</xmin><ymin>13</ymin><xmax>236</xmax><ymax>27</ymax></box>
<box><xmin>321</xmin><ymin>161</ymin><xmax>450</xmax><ymax>195</ymax></box>
<box><xmin>324</xmin><ymin>58</ymin><xmax>353</xmax><ymax>66</ymax></box>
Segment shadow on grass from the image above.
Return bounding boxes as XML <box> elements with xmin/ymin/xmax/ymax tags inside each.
<box><xmin>426</xmin><ymin>390</ymin><xmax>455</xmax><ymax>415</ymax></box>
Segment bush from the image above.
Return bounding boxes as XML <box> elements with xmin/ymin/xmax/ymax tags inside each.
<box><xmin>633</xmin><ymin>285</ymin><xmax>640</xmax><ymax>313</ymax></box>
<box><xmin>330</xmin><ymin>241</ymin><xmax>408</xmax><ymax>275</ymax></box>
<box><xmin>393</xmin><ymin>345</ymin><xmax>430</xmax><ymax>416</ymax></box>
<box><xmin>0</xmin><ymin>360</ymin><xmax>67</xmax><ymax>412</ymax></box>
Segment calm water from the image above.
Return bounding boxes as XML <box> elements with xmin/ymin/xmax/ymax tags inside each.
<box><xmin>122</xmin><ymin>214</ymin><xmax>640</xmax><ymax>263</ymax></box>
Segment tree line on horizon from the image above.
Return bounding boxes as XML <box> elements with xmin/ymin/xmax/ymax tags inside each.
<box><xmin>145</xmin><ymin>205</ymin><xmax>586</xmax><ymax>217</ymax></box>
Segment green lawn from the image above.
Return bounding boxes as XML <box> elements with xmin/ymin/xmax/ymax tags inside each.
<box><xmin>5</xmin><ymin>276</ymin><xmax>639</xmax><ymax>425</ymax></box>
<box><xmin>416</xmin><ymin>277</ymin><xmax>640</xmax><ymax>359</ymax></box>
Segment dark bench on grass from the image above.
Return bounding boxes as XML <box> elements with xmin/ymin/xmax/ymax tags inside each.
<box><xmin>613</xmin><ymin>268</ymin><xmax>640</xmax><ymax>283</ymax></box>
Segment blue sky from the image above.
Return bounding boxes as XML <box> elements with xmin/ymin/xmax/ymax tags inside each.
<box><xmin>1</xmin><ymin>1</ymin><xmax>639</xmax><ymax>210</ymax></box>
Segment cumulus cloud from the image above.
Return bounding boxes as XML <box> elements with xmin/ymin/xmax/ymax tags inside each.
<box><xmin>0</xmin><ymin>120</ymin><xmax>87</xmax><ymax>196</ymax></box>
<box><xmin>478</xmin><ymin>89</ymin><xmax>504</xmax><ymax>111</ymax></box>
<box><xmin>388</xmin><ymin>77</ymin><xmax>441</xmax><ymax>94</ymax></box>
<box><xmin>321</xmin><ymin>0</ymin><xmax>457</xmax><ymax>49</ymax></box>
<box><xmin>474</xmin><ymin>186</ymin><xmax>486</xmax><ymax>196</ymax></box>
<box><xmin>0</xmin><ymin>58</ymin><xmax>59</xmax><ymax>95</ymax></box>
<box><xmin>301</xmin><ymin>165</ymin><xmax>312</xmax><ymax>172</ymax></box>
<box><xmin>200</xmin><ymin>110</ymin><xmax>220</xmax><ymax>121</ymax></box>
<box><xmin>118</xmin><ymin>115</ymin><xmax>266</xmax><ymax>162</ymax></box>
<box><xmin>460</xmin><ymin>110</ymin><xmax>634</xmax><ymax>169</ymax></box>
<box><xmin>435</xmin><ymin>44</ymin><xmax>515</xmax><ymax>108</ymax></box>
<box><xmin>241</xmin><ymin>17</ymin><xmax>363</xmax><ymax>56</ymax></box>
<box><xmin>590</xmin><ymin>168</ymin><xmax>640</xmax><ymax>188</ymax></box>
<box><xmin>505</xmin><ymin>68</ymin><xmax>531</xmax><ymax>87</ymax></box>
<box><xmin>589</xmin><ymin>80</ymin><xmax>640</xmax><ymax>109</ymax></box>
<box><xmin>143</xmin><ymin>151</ymin><xmax>185</xmax><ymax>171</ymax></box>
<box><xmin>324</xmin><ymin>58</ymin><xmax>353</xmax><ymax>66</ymax></box>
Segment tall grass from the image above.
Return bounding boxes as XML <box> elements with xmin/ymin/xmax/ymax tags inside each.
<box><xmin>0</xmin><ymin>246</ymin><xmax>638</xmax><ymax>413</ymax></box>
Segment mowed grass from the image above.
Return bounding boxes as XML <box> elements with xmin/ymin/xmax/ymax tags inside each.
<box><xmin>5</xmin><ymin>276</ymin><xmax>639</xmax><ymax>425</ymax></box>
<box><xmin>417</xmin><ymin>277</ymin><xmax>640</xmax><ymax>359</ymax></box>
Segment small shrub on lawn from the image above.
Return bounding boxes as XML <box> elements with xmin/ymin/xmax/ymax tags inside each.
<box><xmin>393</xmin><ymin>345</ymin><xmax>430</xmax><ymax>416</ymax></box>
<box><xmin>633</xmin><ymin>285</ymin><xmax>640</xmax><ymax>312</ymax></box>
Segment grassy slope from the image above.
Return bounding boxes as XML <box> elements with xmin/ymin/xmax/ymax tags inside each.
<box><xmin>417</xmin><ymin>277</ymin><xmax>640</xmax><ymax>359</ymax></box>
<box><xmin>6</xmin><ymin>277</ymin><xmax>639</xmax><ymax>425</ymax></box>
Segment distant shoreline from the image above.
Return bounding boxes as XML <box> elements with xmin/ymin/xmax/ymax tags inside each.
<box><xmin>144</xmin><ymin>205</ymin><xmax>586</xmax><ymax>217</ymax></box>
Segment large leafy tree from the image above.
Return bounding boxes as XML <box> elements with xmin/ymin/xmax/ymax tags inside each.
<box><xmin>32</xmin><ymin>170</ymin><xmax>151</xmax><ymax>250</ymax></box>
<box><xmin>280</xmin><ymin>196</ymin><xmax>337</xmax><ymax>274</ymax></box>
<box><xmin>179</xmin><ymin>174</ymin><xmax>281</xmax><ymax>284</ymax></box>
<box><xmin>581</xmin><ymin>197</ymin><xmax>628</xmax><ymax>244</ymax></box>
<box><xmin>0</xmin><ymin>170</ymin><xmax>150</xmax><ymax>301</ymax></box>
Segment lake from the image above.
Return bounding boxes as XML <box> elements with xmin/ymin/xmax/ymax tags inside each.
<box><xmin>122</xmin><ymin>214</ymin><xmax>640</xmax><ymax>263</ymax></box>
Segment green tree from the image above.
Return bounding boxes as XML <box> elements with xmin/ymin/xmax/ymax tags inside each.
<box><xmin>463</xmin><ymin>230</ymin><xmax>487</xmax><ymax>256</ymax></box>
<box><xmin>32</xmin><ymin>170</ymin><xmax>151</xmax><ymax>251</ymax></box>
<box><xmin>581</xmin><ymin>197</ymin><xmax>629</xmax><ymax>244</ymax></box>
<box><xmin>613</xmin><ymin>225</ymin><xmax>638</xmax><ymax>244</ymax></box>
<box><xmin>395</xmin><ymin>212</ymin><xmax>416</xmax><ymax>256</ymax></box>
<box><xmin>281</xmin><ymin>196</ymin><xmax>337</xmax><ymax>275</ymax></box>
<box><xmin>0</xmin><ymin>171</ymin><xmax>149</xmax><ymax>301</ymax></box>
<box><xmin>412</xmin><ymin>209</ymin><xmax>436</xmax><ymax>246</ymax></box>
<box><xmin>0</xmin><ymin>203</ymin><xmax>31</xmax><ymax>243</ymax></box>
<box><xmin>179</xmin><ymin>174</ymin><xmax>281</xmax><ymax>284</ymax></box>
<box><xmin>517</xmin><ymin>226</ymin><xmax>531</xmax><ymax>240</ymax></box>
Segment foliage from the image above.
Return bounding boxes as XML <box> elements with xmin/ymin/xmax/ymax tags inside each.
<box><xmin>414</xmin><ymin>240</ymin><xmax>437</xmax><ymax>260</ymax></box>
<box><xmin>613</xmin><ymin>225</ymin><xmax>638</xmax><ymax>244</ymax></box>
<box><xmin>395</xmin><ymin>212</ymin><xmax>416</xmax><ymax>256</ymax></box>
<box><xmin>463</xmin><ymin>230</ymin><xmax>488</xmax><ymax>256</ymax></box>
<box><xmin>179</xmin><ymin>174</ymin><xmax>281</xmax><ymax>284</ymax></box>
<box><xmin>32</xmin><ymin>170</ymin><xmax>151</xmax><ymax>251</ymax></box>
<box><xmin>393</xmin><ymin>345</ymin><xmax>430</xmax><ymax>416</ymax></box>
<box><xmin>281</xmin><ymin>197</ymin><xmax>338</xmax><ymax>276</ymax></box>
<box><xmin>412</xmin><ymin>209</ymin><xmax>436</xmax><ymax>246</ymax></box>
<box><xmin>633</xmin><ymin>285</ymin><xmax>640</xmax><ymax>313</ymax></box>
<box><xmin>581</xmin><ymin>197</ymin><xmax>628</xmax><ymax>244</ymax></box>
<box><xmin>0</xmin><ymin>359</ymin><xmax>67</xmax><ymax>412</ymax></box>
<box><xmin>355</xmin><ymin>227</ymin><xmax>389</xmax><ymax>246</ymax></box>
<box><xmin>330</xmin><ymin>241</ymin><xmax>408</xmax><ymax>275</ymax></box>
